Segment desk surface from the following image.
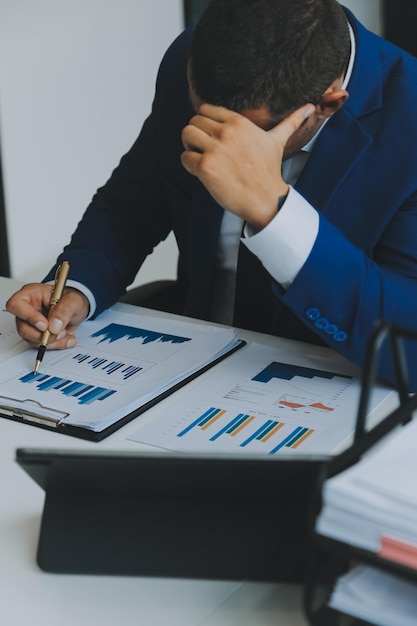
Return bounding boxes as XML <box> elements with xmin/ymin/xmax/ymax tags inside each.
<box><xmin>1</xmin><ymin>276</ymin><xmax>356</xmax><ymax>625</ymax></box>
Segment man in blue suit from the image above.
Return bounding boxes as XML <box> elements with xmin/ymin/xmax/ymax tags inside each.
<box><xmin>7</xmin><ymin>0</ymin><xmax>417</xmax><ymax>389</ymax></box>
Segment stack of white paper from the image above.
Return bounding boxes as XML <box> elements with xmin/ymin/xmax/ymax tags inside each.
<box><xmin>316</xmin><ymin>417</ymin><xmax>417</xmax><ymax>567</ymax></box>
<box><xmin>316</xmin><ymin>417</ymin><xmax>417</xmax><ymax>623</ymax></box>
<box><xmin>329</xmin><ymin>565</ymin><xmax>417</xmax><ymax>626</ymax></box>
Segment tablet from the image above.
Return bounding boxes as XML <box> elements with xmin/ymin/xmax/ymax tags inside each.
<box><xmin>16</xmin><ymin>447</ymin><xmax>329</xmax><ymax>581</ymax></box>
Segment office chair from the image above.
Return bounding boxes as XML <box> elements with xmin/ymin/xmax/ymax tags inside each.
<box><xmin>119</xmin><ymin>278</ymin><xmax>180</xmax><ymax>313</ymax></box>
<box><xmin>119</xmin><ymin>255</ymin><xmax>186</xmax><ymax>314</ymax></box>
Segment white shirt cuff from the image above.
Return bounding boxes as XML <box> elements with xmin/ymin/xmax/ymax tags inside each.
<box><xmin>243</xmin><ymin>186</ymin><xmax>319</xmax><ymax>289</ymax></box>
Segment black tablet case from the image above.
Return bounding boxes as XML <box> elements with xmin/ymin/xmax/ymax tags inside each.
<box><xmin>16</xmin><ymin>448</ymin><xmax>330</xmax><ymax>582</ymax></box>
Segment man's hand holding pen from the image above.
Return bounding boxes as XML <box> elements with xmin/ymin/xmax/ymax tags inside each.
<box><xmin>32</xmin><ymin>261</ymin><xmax>71</xmax><ymax>372</ymax></box>
<box><xmin>5</xmin><ymin>273</ymin><xmax>90</xmax><ymax>358</ymax></box>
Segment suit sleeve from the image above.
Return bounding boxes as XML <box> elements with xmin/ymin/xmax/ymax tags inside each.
<box><xmin>281</xmin><ymin>195</ymin><xmax>417</xmax><ymax>389</ymax></box>
<box><xmin>44</xmin><ymin>30</ymin><xmax>192</xmax><ymax>314</ymax></box>
<box><xmin>49</xmin><ymin>114</ymin><xmax>172</xmax><ymax>315</ymax></box>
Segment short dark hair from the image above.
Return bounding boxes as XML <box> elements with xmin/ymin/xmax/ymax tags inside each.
<box><xmin>189</xmin><ymin>0</ymin><xmax>350</xmax><ymax>119</ymax></box>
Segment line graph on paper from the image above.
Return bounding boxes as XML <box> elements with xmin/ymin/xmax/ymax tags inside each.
<box><xmin>223</xmin><ymin>360</ymin><xmax>356</xmax><ymax>424</ymax></box>
<box><xmin>275</xmin><ymin>395</ymin><xmax>334</xmax><ymax>414</ymax></box>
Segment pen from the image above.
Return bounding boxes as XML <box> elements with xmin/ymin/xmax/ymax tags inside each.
<box><xmin>33</xmin><ymin>261</ymin><xmax>70</xmax><ymax>374</ymax></box>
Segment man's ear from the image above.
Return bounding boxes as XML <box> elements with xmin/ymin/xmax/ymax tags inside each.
<box><xmin>318</xmin><ymin>88</ymin><xmax>349</xmax><ymax>118</ymax></box>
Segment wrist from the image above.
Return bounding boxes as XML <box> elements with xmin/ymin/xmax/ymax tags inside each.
<box><xmin>65</xmin><ymin>287</ymin><xmax>91</xmax><ymax>318</ymax></box>
<box><xmin>247</xmin><ymin>186</ymin><xmax>290</xmax><ymax>232</ymax></box>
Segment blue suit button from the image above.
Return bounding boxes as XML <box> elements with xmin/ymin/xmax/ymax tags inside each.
<box><xmin>306</xmin><ymin>307</ymin><xmax>320</xmax><ymax>321</ymax></box>
<box><xmin>315</xmin><ymin>317</ymin><xmax>329</xmax><ymax>330</ymax></box>
<box><xmin>334</xmin><ymin>330</ymin><xmax>348</xmax><ymax>342</ymax></box>
<box><xmin>325</xmin><ymin>324</ymin><xmax>338</xmax><ymax>335</ymax></box>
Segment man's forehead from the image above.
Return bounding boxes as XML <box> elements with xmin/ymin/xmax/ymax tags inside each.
<box><xmin>188</xmin><ymin>85</ymin><xmax>279</xmax><ymax>130</ymax></box>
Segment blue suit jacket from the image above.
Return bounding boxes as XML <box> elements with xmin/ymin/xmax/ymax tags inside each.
<box><xmin>49</xmin><ymin>10</ymin><xmax>417</xmax><ymax>388</ymax></box>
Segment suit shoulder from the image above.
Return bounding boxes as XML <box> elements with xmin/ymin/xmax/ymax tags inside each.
<box><xmin>156</xmin><ymin>28</ymin><xmax>193</xmax><ymax>83</ymax></box>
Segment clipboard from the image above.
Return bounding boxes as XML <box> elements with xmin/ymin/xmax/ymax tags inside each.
<box><xmin>16</xmin><ymin>446</ymin><xmax>332</xmax><ymax>582</ymax></box>
<box><xmin>0</xmin><ymin>305</ymin><xmax>245</xmax><ymax>441</ymax></box>
<box><xmin>0</xmin><ymin>340</ymin><xmax>244</xmax><ymax>441</ymax></box>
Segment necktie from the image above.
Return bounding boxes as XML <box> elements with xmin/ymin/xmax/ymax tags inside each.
<box><xmin>232</xmin><ymin>242</ymin><xmax>273</xmax><ymax>333</ymax></box>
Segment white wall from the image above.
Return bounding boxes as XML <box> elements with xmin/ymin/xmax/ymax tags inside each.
<box><xmin>0</xmin><ymin>0</ymin><xmax>183</xmax><ymax>282</ymax></box>
<box><xmin>1</xmin><ymin>0</ymin><xmax>382</xmax><ymax>284</ymax></box>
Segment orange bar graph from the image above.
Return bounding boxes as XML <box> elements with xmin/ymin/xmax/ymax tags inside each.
<box><xmin>200</xmin><ymin>409</ymin><xmax>227</xmax><ymax>430</ymax></box>
<box><xmin>231</xmin><ymin>415</ymin><xmax>256</xmax><ymax>436</ymax></box>
<box><xmin>261</xmin><ymin>421</ymin><xmax>285</xmax><ymax>442</ymax></box>
<box><xmin>291</xmin><ymin>429</ymin><xmax>314</xmax><ymax>448</ymax></box>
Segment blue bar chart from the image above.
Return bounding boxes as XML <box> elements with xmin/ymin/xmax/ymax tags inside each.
<box><xmin>252</xmin><ymin>361</ymin><xmax>351</xmax><ymax>383</ymax></box>
<box><xmin>90</xmin><ymin>323</ymin><xmax>191</xmax><ymax>346</ymax></box>
<box><xmin>0</xmin><ymin>306</ymin><xmax>241</xmax><ymax>432</ymax></box>
<box><xmin>14</xmin><ymin>320</ymin><xmax>195</xmax><ymax>410</ymax></box>
<box><xmin>73</xmin><ymin>353</ymin><xmax>142</xmax><ymax>380</ymax></box>
<box><xmin>175</xmin><ymin>406</ymin><xmax>314</xmax><ymax>454</ymax></box>
<box><xmin>19</xmin><ymin>372</ymin><xmax>116</xmax><ymax>405</ymax></box>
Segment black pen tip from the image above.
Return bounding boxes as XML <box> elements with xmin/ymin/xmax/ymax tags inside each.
<box><xmin>33</xmin><ymin>345</ymin><xmax>46</xmax><ymax>375</ymax></box>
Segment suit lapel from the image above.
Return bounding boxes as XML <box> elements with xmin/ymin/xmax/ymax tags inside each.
<box><xmin>296</xmin><ymin>10</ymin><xmax>383</xmax><ymax>213</ymax></box>
<box><xmin>295</xmin><ymin>109</ymin><xmax>373</xmax><ymax>212</ymax></box>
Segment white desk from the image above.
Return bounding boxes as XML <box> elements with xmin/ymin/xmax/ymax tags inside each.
<box><xmin>2</xmin><ymin>275</ymin><xmax>359</xmax><ymax>626</ymax></box>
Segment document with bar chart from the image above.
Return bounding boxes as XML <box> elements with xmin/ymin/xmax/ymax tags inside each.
<box><xmin>129</xmin><ymin>342</ymin><xmax>393</xmax><ymax>456</ymax></box>
<box><xmin>0</xmin><ymin>307</ymin><xmax>241</xmax><ymax>440</ymax></box>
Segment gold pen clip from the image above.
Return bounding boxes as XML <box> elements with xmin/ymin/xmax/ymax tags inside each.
<box><xmin>50</xmin><ymin>261</ymin><xmax>70</xmax><ymax>307</ymax></box>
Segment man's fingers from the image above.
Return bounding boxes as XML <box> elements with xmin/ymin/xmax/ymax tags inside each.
<box><xmin>42</xmin><ymin>290</ymin><xmax>89</xmax><ymax>335</ymax></box>
<box><xmin>180</xmin><ymin>149</ymin><xmax>202</xmax><ymax>176</ymax></box>
<box><xmin>6</xmin><ymin>284</ymin><xmax>88</xmax><ymax>350</ymax></box>
<box><xmin>187</xmin><ymin>113</ymin><xmax>221</xmax><ymax>136</ymax></box>
<box><xmin>198</xmin><ymin>103</ymin><xmax>233</xmax><ymax>123</ymax></box>
<box><xmin>15</xmin><ymin>317</ymin><xmax>77</xmax><ymax>349</ymax></box>
<box><xmin>182</xmin><ymin>123</ymin><xmax>214</xmax><ymax>152</ymax></box>
<box><xmin>6</xmin><ymin>284</ymin><xmax>50</xmax><ymax>330</ymax></box>
<box><xmin>10</xmin><ymin>301</ymin><xmax>47</xmax><ymax>332</ymax></box>
<box><xmin>268</xmin><ymin>103</ymin><xmax>316</xmax><ymax>145</ymax></box>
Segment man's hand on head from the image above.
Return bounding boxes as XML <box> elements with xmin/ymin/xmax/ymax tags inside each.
<box><xmin>181</xmin><ymin>102</ymin><xmax>315</xmax><ymax>230</ymax></box>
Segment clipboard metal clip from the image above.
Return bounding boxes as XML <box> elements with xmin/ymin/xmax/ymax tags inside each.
<box><xmin>0</xmin><ymin>396</ymin><xmax>69</xmax><ymax>428</ymax></box>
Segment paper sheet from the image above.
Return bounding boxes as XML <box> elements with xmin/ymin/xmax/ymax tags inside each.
<box><xmin>316</xmin><ymin>417</ymin><xmax>417</xmax><ymax>557</ymax></box>
<box><xmin>129</xmin><ymin>342</ymin><xmax>392</xmax><ymax>456</ymax></box>
<box><xmin>330</xmin><ymin>565</ymin><xmax>417</xmax><ymax>626</ymax></box>
<box><xmin>0</xmin><ymin>307</ymin><xmax>239</xmax><ymax>432</ymax></box>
